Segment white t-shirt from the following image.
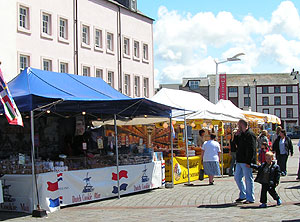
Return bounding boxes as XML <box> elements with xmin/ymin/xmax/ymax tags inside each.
<box><xmin>201</xmin><ymin>140</ymin><xmax>221</xmax><ymax>162</ymax></box>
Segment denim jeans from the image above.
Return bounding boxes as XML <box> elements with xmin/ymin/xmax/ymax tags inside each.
<box><xmin>234</xmin><ymin>163</ymin><xmax>255</xmax><ymax>202</ymax></box>
<box><xmin>229</xmin><ymin>152</ymin><xmax>236</xmax><ymax>175</ymax></box>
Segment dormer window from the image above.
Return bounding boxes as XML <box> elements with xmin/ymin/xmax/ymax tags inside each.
<box><xmin>189</xmin><ymin>80</ymin><xmax>200</xmax><ymax>89</ymax></box>
<box><xmin>130</xmin><ymin>0</ymin><xmax>137</xmax><ymax>11</ymax></box>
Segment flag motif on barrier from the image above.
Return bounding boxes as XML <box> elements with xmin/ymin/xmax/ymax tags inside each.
<box><xmin>0</xmin><ymin>68</ymin><xmax>23</xmax><ymax>126</ymax></box>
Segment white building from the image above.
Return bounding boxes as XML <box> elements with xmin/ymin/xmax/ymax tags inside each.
<box><xmin>0</xmin><ymin>0</ymin><xmax>154</xmax><ymax>97</ymax></box>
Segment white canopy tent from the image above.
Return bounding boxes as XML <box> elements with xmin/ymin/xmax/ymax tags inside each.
<box><xmin>215</xmin><ymin>99</ymin><xmax>281</xmax><ymax>125</ymax></box>
<box><xmin>151</xmin><ymin>88</ymin><xmax>243</xmax><ymax>121</ymax></box>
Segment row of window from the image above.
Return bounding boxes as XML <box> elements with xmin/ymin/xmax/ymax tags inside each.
<box><xmin>243</xmin><ymin>96</ymin><xmax>294</xmax><ymax>107</ymax></box>
<box><xmin>263</xmin><ymin>108</ymin><xmax>294</xmax><ymax>119</ymax></box>
<box><xmin>228</xmin><ymin>85</ymin><xmax>295</xmax><ymax>94</ymax></box>
<box><xmin>261</xmin><ymin>96</ymin><xmax>294</xmax><ymax>106</ymax></box>
<box><xmin>18</xmin><ymin>4</ymin><xmax>150</xmax><ymax>62</ymax></box>
<box><xmin>19</xmin><ymin>54</ymin><xmax>149</xmax><ymax>98</ymax></box>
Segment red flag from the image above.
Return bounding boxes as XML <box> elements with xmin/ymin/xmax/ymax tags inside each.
<box><xmin>47</xmin><ymin>181</ymin><xmax>59</xmax><ymax>192</ymax></box>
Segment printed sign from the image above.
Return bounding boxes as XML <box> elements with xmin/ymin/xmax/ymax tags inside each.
<box><xmin>219</xmin><ymin>73</ymin><xmax>227</xmax><ymax>100</ymax></box>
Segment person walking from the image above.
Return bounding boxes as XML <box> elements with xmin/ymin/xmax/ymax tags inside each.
<box><xmin>234</xmin><ymin>119</ymin><xmax>257</xmax><ymax>204</ymax></box>
<box><xmin>229</xmin><ymin>129</ymin><xmax>238</xmax><ymax>176</ymax></box>
<box><xmin>257</xmin><ymin>130</ymin><xmax>269</xmax><ymax>153</ymax></box>
<box><xmin>297</xmin><ymin>139</ymin><xmax>300</xmax><ymax>180</ymax></box>
<box><xmin>201</xmin><ymin>133</ymin><xmax>221</xmax><ymax>185</ymax></box>
<box><xmin>272</xmin><ymin>129</ymin><xmax>293</xmax><ymax>176</ymax></box>
<box><xmin>249</xmin><ymin>152</ymin><xmax>282</xmax><ymax>208</ymax></box>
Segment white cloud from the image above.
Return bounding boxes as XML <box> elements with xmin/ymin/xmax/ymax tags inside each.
<box><xmin>154</xmin><ymin>1</ymin><xmax>300</xmax><ymax>84</ymax></box>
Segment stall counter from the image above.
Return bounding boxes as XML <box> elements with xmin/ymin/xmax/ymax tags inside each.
<box><xmin>0</xmin><ymin>161</ymin><xmax>164</xmax><ymax>213</ymax></box>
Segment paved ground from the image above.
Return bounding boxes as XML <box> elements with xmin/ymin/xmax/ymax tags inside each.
<box><xmin>1</xmin><ymin>140</ymin><xmax>300</xmax><ymax>222</ymax></box>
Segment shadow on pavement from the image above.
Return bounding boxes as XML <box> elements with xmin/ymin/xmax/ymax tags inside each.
<box><xmin>285</xmin><ymin>185</ymin><xmax>300</xmax><ymax>189</ymax></box>
<box><xmin>187</xmin><ymin>184</ymin><xmax>212</xmax><ymax>187</ymax></box>
<box><xmin>282</xmin><ymin>220</ymin><xmax>300</xmax><ymax>222</ymax></box>
<box><xmin>280</xmin><ymin>180</ymin><xmax>299</xmax><ymax>183</ymax></box>
<box><xmin>240</xmin><ymin>204</ymin><xmax>277</xmax><ymax>209</ymax></box>
<box><xmin>0</xmin><ymin>211</ymin><xmax>30</xmax><ymax>221</ymax></box>
<box><xmin>197</xmin><ymin>203</ymin><xmax>237</xmax><ymax>208</ymax></box>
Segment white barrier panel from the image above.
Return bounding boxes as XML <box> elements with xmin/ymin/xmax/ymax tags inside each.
<box><xmin>0</xmin><ymin>161</ymin><xmax>163</xmax><ymax>213</ymax></box>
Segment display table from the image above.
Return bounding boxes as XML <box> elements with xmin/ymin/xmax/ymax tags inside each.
<box><xmin>165</xmin><ymin>154</ymin><xmax>232</xmax><ymax>185</ymax></box>
<box><xmin>165</xmin><ymin>156</ymin><xmax>204</xmax><ymax>184</ymax></box>
<box><xmin>0</xmin><ymin>161</ymin><xmax>164</xmax><ymax>213</ymax></box>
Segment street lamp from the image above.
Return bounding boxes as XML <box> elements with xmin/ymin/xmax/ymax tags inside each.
<box><xmin>214</xmin><ymin>53</ymin><xmax>245</xmax><ymax>103</ymax></box>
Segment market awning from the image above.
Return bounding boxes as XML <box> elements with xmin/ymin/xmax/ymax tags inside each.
<box><xmin>1</xmin><ymin>67</ymin><xmax>174</xmax><ymax>117</ymax></box>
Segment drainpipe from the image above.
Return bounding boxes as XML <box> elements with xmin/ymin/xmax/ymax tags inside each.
<box><xmin>73</xmin><ymin>0</ymin><xmax>79</xmax><ymax>75</ymax></box>
<box><xmin>117</xmin><ymin>6</ymin><xmax>122</xmax><ymax>92</ymax></box>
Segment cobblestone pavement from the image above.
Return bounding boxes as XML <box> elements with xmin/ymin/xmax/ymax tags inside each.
<box><xmin>1</xmin><ymin>140</ymin><xmax>300</xmax><ymax>222</ymax></box>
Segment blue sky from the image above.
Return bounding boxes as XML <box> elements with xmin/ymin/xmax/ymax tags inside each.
<box><xmin>138</xmin><ymin>1</ymin><xmax>300</xmax><ymax>86</ymax></box>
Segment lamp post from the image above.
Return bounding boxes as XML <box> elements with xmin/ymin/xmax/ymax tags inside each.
<box><xmin>291</xmin><ymin>69</ymin><xmax>300</xmax><ymax>128</ymax></box>
<box><xmin>253</xmin><ymin>78</ymin><xmax>257</xmax><ymax>111</ymax></box>
<box><xmin>214</xmin><ymin>53</ymin><xmax>245</xmax><ymax>104</ymax></box>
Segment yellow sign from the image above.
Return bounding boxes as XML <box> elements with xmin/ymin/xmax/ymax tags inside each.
<box><xmin>165</xmin><ymin>156</ymin><xmax>204</xmax><ymax>184</ymax></box>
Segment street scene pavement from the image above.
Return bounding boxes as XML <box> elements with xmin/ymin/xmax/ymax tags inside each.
<box><xmin>1</xmin><ymin>140</ymin><xmax>300</xmax><ymax>222</ymax></box>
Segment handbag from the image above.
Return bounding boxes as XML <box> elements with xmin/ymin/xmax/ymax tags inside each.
<box><xmin>199</xmin><ymin>168</ymin><xmax>204</xmax><ymax>181</ymax></box>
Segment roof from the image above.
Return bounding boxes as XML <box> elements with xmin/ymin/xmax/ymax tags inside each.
<box><xmin>207</xmin><ymin>73</ymin><xmax>296</xmax><ymax>86</ymax></box>
<box><xmin>3</xmin><ymin>68</ymin><xmax>173</xmax><ymax>117</ymax></box>
<box><xmin>108</xmin><ymin>0</ymin><xmax>154</xmax><ymax>21</ymax></box>
<box><xmin>182</xmin><ymin>77</ymin><xmax>210</xmax><ymax>87</ymax></box>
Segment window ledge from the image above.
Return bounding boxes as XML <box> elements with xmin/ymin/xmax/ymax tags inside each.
<box><xmin>123</xmin><ymin>53</ymin><xmax>131</xmax><ymax>59</ymax></box>
<box><xmin>133</xmin><ymin>56</ymin><xmax>140</xmax><ymax>62</ymax></box>
<box><xmin>17</xmin><ymin>26</ymin><xmax>31</xmax><ymax>35</ymax></box>
<box><xmin>41</xmin><ymin>32</ymin><xmax>53</xmax><ymax>40</ymax></box>
<box><xmin>94</xmin><ymin>46</ymin><xmax>103</xmax><ymax>52</ymax></box>
<box><xmin>142</xmin><ymin>58</ymin><xmax>149</xmax><ymax>64</ymax></box>
<box><xmin>58</xmin><ymin>37</ymin><xmax>69</xmax><ymax>44</ymax></box>
<box><xmin>106</xmin><ymin>49</ymin><xmax>115</xmax><ymax>55</ymax></box>
<box><xmin>81</xmin><ymin>42</ymin><xmax>91</xmax><ymax>49</ymax></box>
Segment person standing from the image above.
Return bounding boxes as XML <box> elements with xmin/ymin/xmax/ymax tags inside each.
<box><xmin>272</xmin><ymin>129</ymin><xmax>293</xmax><ymax>176</ymax></box>
<box><xmin>197</xmin><ymin>129</ymin><xmax>205</xmax><ymax>147</ymax></box>
<box><xmin>271</xmin><ymin>126</ymin><xmax>282</xmax><ymax>146</ymax></box>
<box><xmin>201</xmin><ymin>133</ymin><xmax>221</xmax><ymax>185</ymax></box>
<box><xmin>297</xmin><ymin>139</ymin><xmax>300</xmax><ymax>180</ymax></box>
<box><xmin>229</xmin><ymin>129</ymin><xmax>238</xmax><ymax>176</ymax></box>
<box><xmin>234</xmin><ymin>119</ymin><xmax>257</xmax><ymax>204</ymax></box>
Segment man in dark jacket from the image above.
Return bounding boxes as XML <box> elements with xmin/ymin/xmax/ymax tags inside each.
<box><xmin>272</xmin><ymin>129</ymin><xmax>293</xmax><ymax>176</ymax></box>
<box><xmin>234</xmin><ymin>119</ymin><xmax>257</xmax><ymax>204</ymax></box>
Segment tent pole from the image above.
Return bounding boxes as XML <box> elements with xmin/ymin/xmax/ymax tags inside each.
<box><xmin>114</xmin><ymin>114</ymin><xmax>120</xmax><ymax>199</ymax></box>
<box><xmin>221</xmin><ymin>135</ymin><xmax>224</xmax><ymax>178</ymax></box>
<box><xmin>30</xmin><ymin>111</ymin><xmax>36</xmax><ymax>211</ymax></box>
<box><xmin>184</xmin><ymin>110</ymin><xmax>191</xmax><ymax>185</ymax></box>
<box><xmin>170</xmin><ymin>117</ymin><xmax>174</xmax><ymax>187</ymax></box>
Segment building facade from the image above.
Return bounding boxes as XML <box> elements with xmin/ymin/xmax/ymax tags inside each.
<box><xmin>0</xmin><ymin>0</ymin><xmax>154</xmax><ymax>98</ymax></box>
<box><xmin>160</xmin><ymin>73</ymin><xmax>299</xmax><ymax>132</ymax></box>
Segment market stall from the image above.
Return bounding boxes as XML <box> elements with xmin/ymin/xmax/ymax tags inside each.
<box><xmin>151</xmin><ymin>89</ymin><xmax>244</xmax><ymax>184</ymax></box>
<box><xmin>0</xmin><ymin>68</ymin><xmax>174</xmax><ymax>214</ymax></box>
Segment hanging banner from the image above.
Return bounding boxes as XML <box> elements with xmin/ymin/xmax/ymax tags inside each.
<box><xmin>0</xmin><ymin>161</ymin><xmax>163</xmax><ymax>213</ymax></box>
<box><xmin>219</xmin><ymin>73</ymin><xmax>227</xmax><ymax>100</ymax></box>
<box><xmin>165</xmin><ymin>156</ymin><xmax>204</xmax><ymax>184</ymax></box>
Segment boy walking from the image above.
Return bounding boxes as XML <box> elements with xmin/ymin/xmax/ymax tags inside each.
<box><xmin>249</xmin><ymin>152</ymin><xmax>282</xmax><ymax>208</ymax></box>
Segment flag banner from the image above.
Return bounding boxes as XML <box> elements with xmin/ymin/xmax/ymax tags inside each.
<box><xmin>0</xmin><ymin>68</ymin><xmax>23</xmax><ymax>126</ymax></box>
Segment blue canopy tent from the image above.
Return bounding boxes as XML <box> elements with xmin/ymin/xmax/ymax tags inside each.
<box><xmin>4</xmin><ymin>67</ymin><xmax>172</xmax><ymax>117</ymax></box>
<box><xmin>0</xmin><ymin>67</ymin><xmax>175</xmax><ymax>214</ymax></box>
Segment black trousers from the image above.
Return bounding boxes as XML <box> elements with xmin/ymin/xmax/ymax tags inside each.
<box><xmin>277</xmin><ymin>154</ymin><xmax>288</xmax><ymax>173</ymax></box>
<box><xmin>260</xmin><ymin>183</ymin><xmax>279</xmax><ymax>204</ymax></box>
